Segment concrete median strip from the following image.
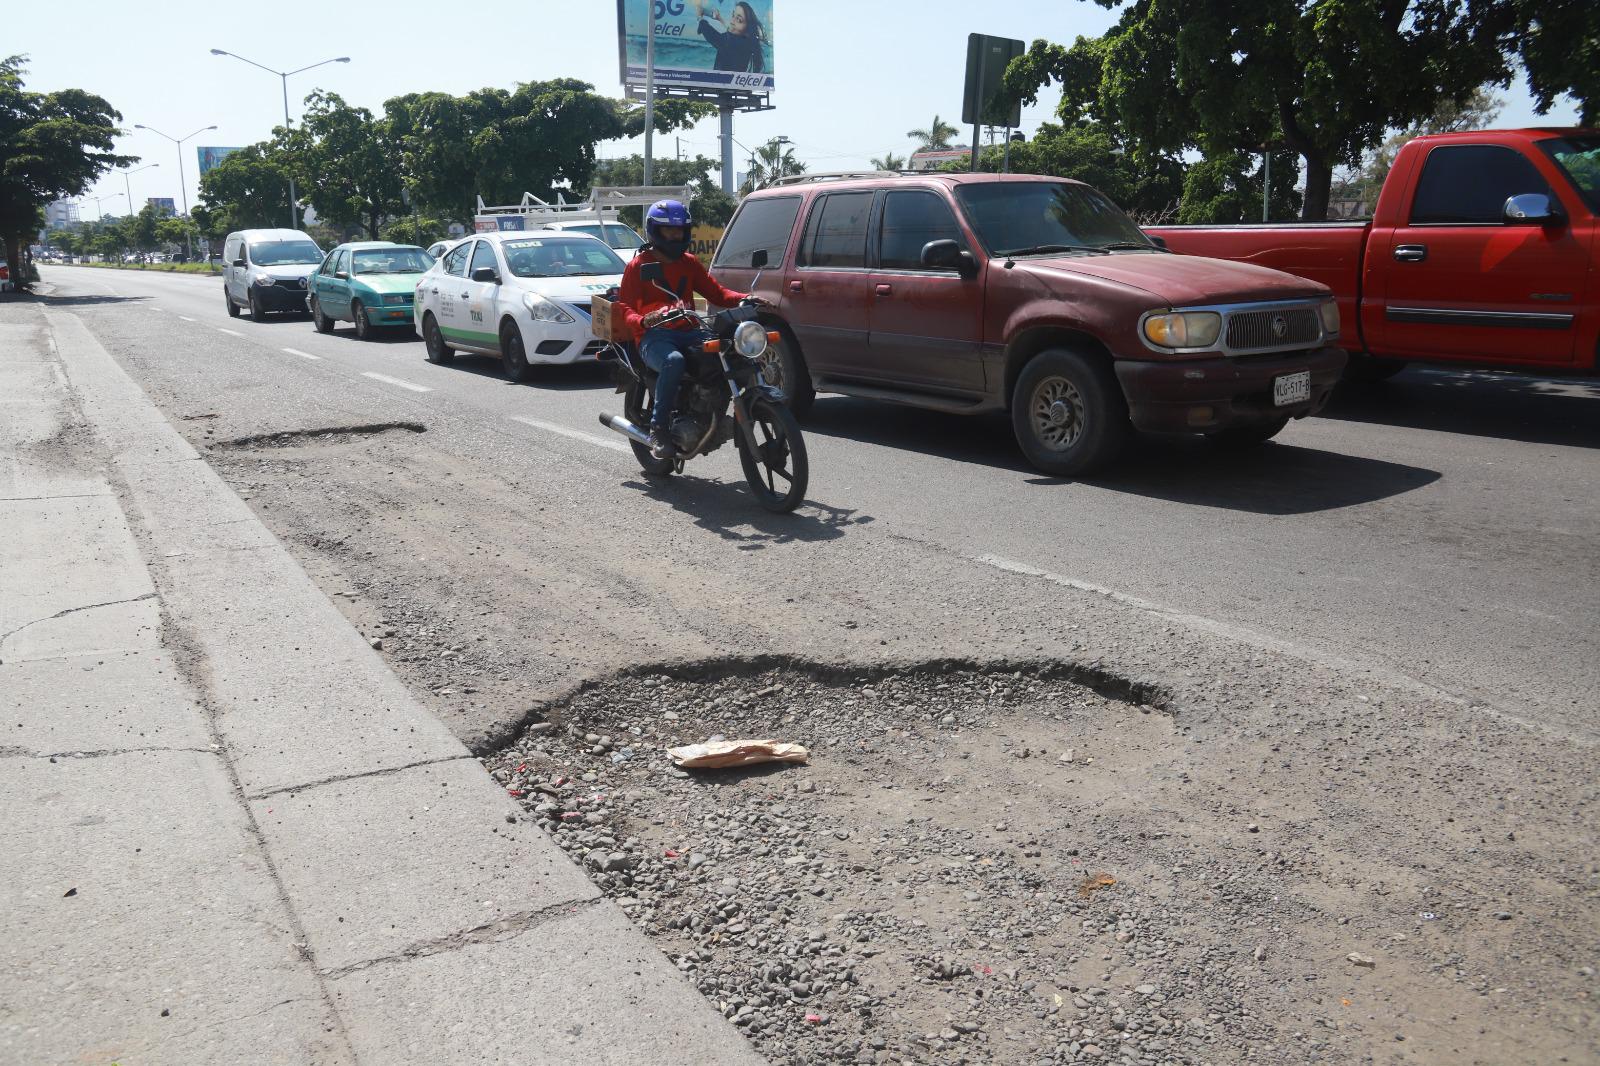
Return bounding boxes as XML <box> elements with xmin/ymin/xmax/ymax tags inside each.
<box><xmin>3</xmin><ymin>303</ymin><xmax>763</xmax><ymax>1065</ymax></box>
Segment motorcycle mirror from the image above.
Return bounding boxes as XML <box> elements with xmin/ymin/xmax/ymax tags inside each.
<box><xmin>750</xmin><ymin>249</ymin><xmax>768</xmax><ymax>270</ymax></box>
<box><xmin>640</xmin><ymin>262</ymin><xmax>666</xmax><ymax>285</ymax></box>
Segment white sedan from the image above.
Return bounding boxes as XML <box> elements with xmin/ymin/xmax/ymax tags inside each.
<box><xmin>415</xmin><ymin>230</ymin><xmax>624</xmax><ymax>381</ymax></box>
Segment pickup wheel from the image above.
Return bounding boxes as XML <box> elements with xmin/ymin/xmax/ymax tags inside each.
<box><xmin>1207</xmin><ymin>417</ymin><xmax>1289</xmax><ymax>448</ymax></box>
<box><xmin>1011</xmin><ymin>349</ymin><xmax>1130</xmax><ymax>476</ymax></box>
<box><xmin>759</xmin><ymin>323</ymin><xmax>815</xmax><ymax>416</ymax></box>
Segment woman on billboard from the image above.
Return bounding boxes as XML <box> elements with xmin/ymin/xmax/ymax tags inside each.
<box><xmin>691</xmin><ymin>0</ymin><xmax>767</xmax><ymax>73</ymax></box>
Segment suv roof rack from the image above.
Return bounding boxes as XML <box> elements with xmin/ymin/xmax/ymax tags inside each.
<box><xmin>764</xmin><ymin>171</ymin><xmax>904</xmax><ymax>187</ymax></box>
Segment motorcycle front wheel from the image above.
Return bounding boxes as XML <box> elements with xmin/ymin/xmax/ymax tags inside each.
<box><xmin>737</xmin><ymin>396</ymin><xmax>808</xmax><ymax>513</ymax></box>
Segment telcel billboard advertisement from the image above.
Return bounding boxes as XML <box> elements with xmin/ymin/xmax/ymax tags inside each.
<box><xmin>196</xmin><ymin>146</ymin><xmax>245</xmax><ymax>176</ymax></box>
<box><xmin>618</xmin><ymin>0</ymin><xmax>774</xmax><ymax>94</ymax></box>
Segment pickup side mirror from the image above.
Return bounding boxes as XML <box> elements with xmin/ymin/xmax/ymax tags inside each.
<box><xmin>1503</xmin><ymin>193</ymin><xmax>1565</xmax><ymax>226</ymax></box>
<box><xmin>921</xmin><ymin>239</ymin><xmax>978</xmax><ymax>279</ymax></box>
<box><xmin>470</xmin><ymin>266</ymin><xmax>500</xmax><ymax>284</ymax></box>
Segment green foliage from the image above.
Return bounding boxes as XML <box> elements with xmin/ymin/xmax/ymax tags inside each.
<box><xmin>907</xmin><ymin>115</ymin><xmax>959</xmax><ymax>150</ymax></box>
<box><xmin>1025</xmin><ymin>1</ymin><xmax>1515</xmax><ymax>220</ymax></box>
<box><xmin>869</xmin><ymin>151</ymin><xmax>906</xmax><ymax>171</ymax></box>
<box><xmin>381</xmin><ymin>215</ymin><xmax>446</xmax><ymax>246</ymax></box>
<box><xmin>1330</xmin><ymin>90</ymin><xmax>1504</xmax><ymax>214</ymax></box>
<box><xmin>196</xmin><ymin>144</ymin><xmax>292</xmax><ymax>237</ymax></box>
<box><xmin>1499</xmin><ymin>2</ymin><xmax>1598</xmax><ymax>126</ymax></box>
<box><xmin>0</xmin><ymin>55</ymin><xmax>133</xmax><ymax>288</ymax></box>
<box><xmin>741</xmin><ymin>141</ymin><xmax>805</xmax><ymax>193</ymax></box>
<box><xmin>1177</xmin><ymin>150</ymin><xmax>1303</xmax><ymax>224</ymax></box>
<box><xmin>283</xmin><ymin>91</ymin><xmax>403</xmax><ymax>239</ymax></box>
<box><xmin>950</xmin><ymin>121</ymin><xmax>1183</xmax><ymax>218</ymax></box>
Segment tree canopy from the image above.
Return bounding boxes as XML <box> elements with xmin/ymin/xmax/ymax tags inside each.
<box><xmin>282</xmin><ymin>91</ymin><xmax>403</xmax><ymax>239</ymax></box>
<box><xmin>0</xmin><ymin>55</ymin><xmax>132</xmax><ymax>287</ymax></box>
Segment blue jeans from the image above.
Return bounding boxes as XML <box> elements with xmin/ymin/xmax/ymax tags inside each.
<box><xmin>639</xmin><ymin>327</ymin><xmax>708</xmax><ymax>428</ymax></box>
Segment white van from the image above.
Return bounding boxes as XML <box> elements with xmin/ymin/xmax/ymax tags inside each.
<box><xmin>221</xmin><ymin>229</ymin><xmax>325</xmax><ymax>319</ymax></box>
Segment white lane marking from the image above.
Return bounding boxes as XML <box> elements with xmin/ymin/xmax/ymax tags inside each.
<box><xmin>362</xmin><ymin>372</ymin><xmax>432</xmax><ymax>393</ymax></box>
<box><xmin>217</xmin><ymin>327</ymin><xmax>244</xmax><ymax>337</ymax></box>
<box><xmin>178</xmin><ymin>315</ymin><xmax>196</xmax><ymax>322</ymax></box>
<box><xmin>282</xmin><ymin>347</ymin><xmax>320</xmax><ymax>360</ymax></box>
<box><xmin>510</xmin><ymin>415</ymin><xmax>631</xmax><ymax>454</ymax></box>
<box><xmin>148</xmin><ymin>306</ymin><xmax>164</xmax><ymax>312</ymax></box>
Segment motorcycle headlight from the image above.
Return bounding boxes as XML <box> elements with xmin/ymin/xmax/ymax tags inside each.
<box><xmin>1319</xmin><ymin>299</ymin><xmax>1341</xmax><ymax>336</ymax></box>
<box><xmin>253</xmin><ymin>273</ymin><xmax>277</xmax><ymax>287</ymax></box>
<box><xmin>522</xmin><ymin>291</ymin><xmax>574</xmax><ymax>323</ymax></box>
<box><xmin>1142</xmin><ymin>310</ymin><xmax>1222</xmax><ymax>349</ymax></box>
<box><xmin>733</xmin><ymin>319</ymin><xmax>769</xmax><ymax>358</ymax></box>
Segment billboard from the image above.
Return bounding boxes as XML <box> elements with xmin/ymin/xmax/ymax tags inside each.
<box><xmin>147</xmin><ymin>197</ymin><xmax>177</xmax><ymax>216</ymax></box>
<box><xmin>196</xmin><ymin>146</ymin><xmax>245</xmax><ymax>176</ymax></box>
<box><xmin>618</xmin><ymin>0</ymin><xmax>774</xmax><ymax>94</ymax></box>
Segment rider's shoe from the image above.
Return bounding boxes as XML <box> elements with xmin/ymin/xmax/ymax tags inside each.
<box><xmin>649</xmin><ymin>424</ymin><xmax>677</xmax><ymax>460</ymax></box>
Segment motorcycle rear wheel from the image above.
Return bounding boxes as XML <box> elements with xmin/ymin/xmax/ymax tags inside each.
<box><xmin>625</xmin><ymin>381</ymin><xmax>674</xmax><ymax>477</ymax></box>
<box><xmin>737</xmin><ymin>396</ymin><xmax>808</xmax><ymax>513</ymax></box>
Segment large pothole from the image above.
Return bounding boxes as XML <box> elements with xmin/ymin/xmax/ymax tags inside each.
<box><xmin>488</xmin><ymin>663</ymin><xmax>1216</xmax><ymax>1066</ymax></box>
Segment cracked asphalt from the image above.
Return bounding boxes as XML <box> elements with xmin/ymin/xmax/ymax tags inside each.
<box><xmin>31</xmin><ymin>265</ymin><xmax>1600</xmax><ymax>1063</ymax></box>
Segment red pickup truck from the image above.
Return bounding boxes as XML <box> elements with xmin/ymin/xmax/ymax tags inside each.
<box><xmin>1147</xmin><ymin>129</ymin><xmax>1599</xmax><ymax>379</ymax></box>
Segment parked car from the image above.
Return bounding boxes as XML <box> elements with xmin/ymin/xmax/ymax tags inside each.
<box><xmin>427</xmin><ymin>238</ymin><xmax>464</xmax><ymax>259</ymax></box>
<box><xmin>710</xmin><ymin>173</ymin><xmax>1345</xmax><ymax>475</ymax></box>
<box><xmin>221</xmin><ymin>228</ymin><xmax>325</xmax><ymax>319</ymax></box>
<box><xmin>1146</xmin><ymin>128</ymin><xmax>1599</xmax><ymax>381</ymax></box>
<box><xmin>308</xmin><ymin>241</ymin><xmax>434</xmax><ymax>339</ymax></box>
<box><xmin>543</xmin><ymin>220</ymin><xmax>646</xmax><ymax>259</ymax></box>
<box><xmin>415</xmin><ymin>230</ymin><xmax>625</xmax><ymax>381</ymax></box>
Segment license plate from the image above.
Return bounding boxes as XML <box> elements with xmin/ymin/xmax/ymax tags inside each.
<box><xmin>1273</xmin><ymin>371</ymin><xmax>1311</xmax><ymax>407</ymax></box>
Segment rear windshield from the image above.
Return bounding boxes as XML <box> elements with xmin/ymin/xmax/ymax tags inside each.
<box><xmin>954</xmin><ymin>182</ymin><xmax>1151</xmax><ymax>256</ymax></box>
<box><xmin>500</xmin><ymin>237</ymin><xmax>625</xmax><ymax>277</ymax></box>
<box><xmin>352</xmin><ymin>248</ymin><xmax>433</xmax><ymax>274</ymax></box>
<box><xmin>250</xmin><ymin>240</ymin><xmax>324</xmax><ymax>266</ymax></box>
<box><xmin>1539</xmin><ymin>136</ymin><xmax>1600</xmax><ymax>212</ymax></box>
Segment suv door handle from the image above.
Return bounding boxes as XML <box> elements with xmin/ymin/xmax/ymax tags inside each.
<box><xmin>1394</xmin><ymin>244</ymin><xmax>1428</xmax><ymax>262</ymax></box>
<box><xmin>875</xmin><ymin>283</ymin><xmax>893</xmax><ymax>296</ymax></box>
<box><xmin>788</xmin><ymin>280</ymin><xmax>804</xmax><ymax>293</ymax></box>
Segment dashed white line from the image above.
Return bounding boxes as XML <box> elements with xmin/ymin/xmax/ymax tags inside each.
<box><xmin>282</xmin><ymin>347</ymin><xmax>320</xmax><ymax>360</ymax></box>
<box><xmin>178</xmin><ymin>315</ymin><xmax>196</xmax><ymax>322</ymax></box>
<box><xmin>362</xmin><ymin>372</ymin><xmax>432</xmax><ymax>393</ymax></box>
<box><xmin>217</xmin><ymin>327</ymin><xmax>244</xmax><ymax>337</ymax></box>
<box><xmin>148</xmin><ymin>306</ymin><xmax>165</xmax><ymax>312</ymax></box>
<box><xmin>510</xmin><ymin>415</ymin><xmax>631</xmax><ymax>454</ymax></box>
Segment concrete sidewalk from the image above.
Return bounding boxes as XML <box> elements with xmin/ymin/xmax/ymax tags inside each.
<box><xmin>0</xmin><ymin>292</ymin><xmax>762</xmax><ymax>1065</ymax></box>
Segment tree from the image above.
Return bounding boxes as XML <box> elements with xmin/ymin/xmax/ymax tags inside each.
<box><xmin>742</xmin><ymin>141</ymin><xmax>805</xmax><ymax>192</ymax></box>
<box><xmin>1178</xmin><ymin>149</ymin><xmax>1303</xmax><ymax>224</ymax></box>
<box><xmin>944</xmin><ymin>121</ymin><xmax>1184</xmax><ymax>217</ymax></box>
<box><xmin>1030</xmin><ymin>2</ymin><xmax>1514</xmax><ymax>221</ymax></box>
<box><xmin>906</xmin><ymin>115</ymin><xmax>959</xmax><ymax>151</ymax></box>
<box><xmin>282</xmin><ymin>91</ymin><xmax>404</xmax><ymax>239</ymax></box>
<box><xmin>195</xmin><ymin>143</ymin><xmax>293</xmax><ymax>238</ymax></box>
<box><xmin>1501</xmin><ymin>2</ymin><xmax>1598</xmax><ymax>126</ymax></box>
<box><xmin>869</xmin><ymin>151</ymin><xmax>906</xmax><ymax>171</ymax></box>
<box><xmin>381</xmin><ymin>215</ymin><xmax>446</xmax><ymax>246</ymax></box>
<box><xmin>0</xmin><ymin>55</ymin><xmax>133</xmax><ymax>288</ymax></box>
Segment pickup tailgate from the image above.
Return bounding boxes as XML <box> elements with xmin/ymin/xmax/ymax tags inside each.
<box><xmin>1144</xmin><ymin>223</ymin><xmax>1369</xmax><ymax>352</ymax></box>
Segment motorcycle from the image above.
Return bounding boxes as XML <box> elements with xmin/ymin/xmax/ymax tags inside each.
<box><xmin>597</xmin><ymin>252</ymin><xmax>809</xmax><ymax>513</ymax></box>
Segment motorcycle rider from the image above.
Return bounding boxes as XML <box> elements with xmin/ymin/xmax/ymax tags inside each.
<box><xmin>618</xmin><ymin>199</ymin><xmax>751</xmax><ymax>459</ymax></box>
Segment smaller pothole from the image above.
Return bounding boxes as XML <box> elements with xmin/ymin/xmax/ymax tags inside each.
<box><xmin>210</xmin><ymin>422</ymin><xmax>426</xmax><ymax>451</ymax></box>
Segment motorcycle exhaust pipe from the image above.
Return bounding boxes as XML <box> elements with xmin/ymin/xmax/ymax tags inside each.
<box><xmin>598</xmin><ymin>411</ymin><xmax>652</xmax><ymax>447</ymax></box>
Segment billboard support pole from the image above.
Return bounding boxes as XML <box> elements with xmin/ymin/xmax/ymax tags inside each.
<box><xmin>720</xmin><ymin>102</ymin><xmax>735</xmax><ymax>196</ymax></box>
<box><xmin>1002</xmin><ymin>126</ymin><xmax>1012</xmax><ymax>174</ymax></box>
<box><xmin>969</xmin><ymin>44</ymin><xmax>986</xmax><ymax>173</ymax></box>
<box><xmin>643</xmin><ymin>12</ymin><xmax>656</xmax><ymax>187</ymax></box>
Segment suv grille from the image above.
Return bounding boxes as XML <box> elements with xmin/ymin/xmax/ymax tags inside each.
<box><xmin>1226</xmin><ymin>308</ymin><xmax>1320</xmax><ymax>351</ymax></box>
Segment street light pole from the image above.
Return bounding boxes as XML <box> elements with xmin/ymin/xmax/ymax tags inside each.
<box><xmin>119</xmin><ymin>163</ymin><xmax>159</xmax><ymax>220</ymax></box>
<box><xmin>135</xmin><ymin>124</ymin><xmax>217</xmax><ymax>262</ymax></box>
<box><xmin>210</xmin><ymin>50</ymin><xmax>351</xmax><ymax>231</ymax></box>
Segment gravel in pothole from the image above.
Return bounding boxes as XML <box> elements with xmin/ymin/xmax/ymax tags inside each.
<box><xmin>486</xmin><ymin>666</ymin><xmax>1226</xmax><ymax>1066</ymax></box>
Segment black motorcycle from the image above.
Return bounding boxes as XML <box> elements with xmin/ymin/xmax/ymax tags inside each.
<box><xmin>597</xmin><ymin>254</ymin><xmax>808</xmax><ymax>513</ymax></box>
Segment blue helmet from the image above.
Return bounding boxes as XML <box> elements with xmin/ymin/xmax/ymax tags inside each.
<box><xmin>645</xmin><ymin>199</ymin><xmax>693</xmax><ymax>260</ymax></box>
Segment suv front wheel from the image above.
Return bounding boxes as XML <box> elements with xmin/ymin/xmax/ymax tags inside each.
<box><xmin>1011</xmin><ymin>349</ymin><xmax>1129</xmax><ymax>476</ymax></box>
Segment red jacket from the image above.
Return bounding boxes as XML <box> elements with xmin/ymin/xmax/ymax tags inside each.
<box><xmin>618</xmin><ymin>249</ymin><xmax>745</xmax><ymax>338</ymax></box>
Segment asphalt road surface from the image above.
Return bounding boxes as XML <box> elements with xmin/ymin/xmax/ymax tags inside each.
<box><xmin>42</xmin><ymin>264</ymin><xmax>1599</xmax><ymax>740</ymax></box>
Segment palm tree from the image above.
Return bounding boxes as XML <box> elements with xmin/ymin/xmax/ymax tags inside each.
<box><xmin>906</xmin><ymin>115</ymin><xmax>959</xmax><ymax>151</ymax></box>
<box><xmin>870</xmin><ymin>151</ymin><xmax>906</xmax><ymax>172</ymax></box>
<box><xmin>743</xmin><ymin>141</ymin><xmax>806</xmax><ymax>193</ymax></box>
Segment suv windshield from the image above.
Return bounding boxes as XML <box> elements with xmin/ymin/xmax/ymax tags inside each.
<box><xmin>955</xmin><ymin>182</ymin><xmax>1153</xmax><ymax>256</ymax></box>
<box><xmin>1539</xmin><ymin>135</ymin><xmax>1600</xmax><ymax>212</ymax></box>
<box><xmin>251</xmin><ymin>241</ymin><xmax>324</xmax><ymax>266</ymax></box>
<box><xmin>501</xmin><ymin>237</ymin><xmax>626</xmax><ymax>277</ymax></box>
<box><xmin>352</xmin><ymin>248</ymin><xmax>433</xmax><ymax>275</ymax></box>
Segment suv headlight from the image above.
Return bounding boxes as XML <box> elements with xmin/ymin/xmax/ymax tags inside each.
<box><xmin>1319</xmin><ymin>299</ymin><xmax>1340</xmax><ymax>336</ymax></box>
<box><xmin>733</xmin><ymin>319</ymin><xmax>768</xmax><ymax>358</ymax></box>
<box><xmin>1143</xmin><ymin>311</ymin><xmax>1222</xmax><ymax>349</ymax></box>
<box><xmin>253</xmin><ymin>273</ymin><xmax>277</xmax><ymax>287</ymax></box>
<box><xmin>522</xmin><ymin>291</ymin><xmax>574</xmax><ymax>323</ymax></box>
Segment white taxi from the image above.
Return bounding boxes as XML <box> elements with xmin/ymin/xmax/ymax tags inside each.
<box><xmin>415</xmin><ymin>230</ymin><xmax>625</xmax><ymax>381</ymax></box>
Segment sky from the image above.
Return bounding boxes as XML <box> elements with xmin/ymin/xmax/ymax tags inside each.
<box><xmin>9</xmin><ymin>0</ymin><xmax>1583</xmax><ymax>221</ymax></box>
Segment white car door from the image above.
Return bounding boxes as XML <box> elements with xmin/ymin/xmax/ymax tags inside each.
<box><xmin>461</xmin><ymin>239</ymin><xmax>505</xmax><ymax>351</ymax></box>
<box><xmin>429</xmin><ymin>241</ymin><xmax>475</xmax><ymax>347</ymax></box>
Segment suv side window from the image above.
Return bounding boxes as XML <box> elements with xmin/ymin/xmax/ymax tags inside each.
<box><xmin>878</xmin><ymin>191</ymin><xmax>965</xmax><ymax>270</ymax></box>
<box><xmin>801</xmin><ymin>192</ymin><xmax>874</xmax><ymax>269</ymax></box>
<box><xmin>443</xmin><ymin>242</ymin><xmax>472</xmax><ymax>277</ymax></box>
<box><xmin>469</xmin><ymin>240</ymin><xmax>499</xmax><ymax>277</ymax></box>
<box><xmin>1410</xmin><ymin>145</ymin><xmax>1553</xmax><ymax>225</ymax></box>
<box><xmin>713</xmin><ymin>195</ymin><xmax>803</xmax><ymax>269</ymax></box>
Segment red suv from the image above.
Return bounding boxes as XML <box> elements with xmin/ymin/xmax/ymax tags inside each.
<box><xmin>710</xmin><ymin>173</ymin><xmax>1347</xmax><ymax>475</ymax></box>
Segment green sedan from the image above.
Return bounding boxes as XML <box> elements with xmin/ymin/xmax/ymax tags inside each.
<box><xmin>307</xmin><ymin>241</ymin><xmax>434</xmax><ymax>339</ymax></box>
